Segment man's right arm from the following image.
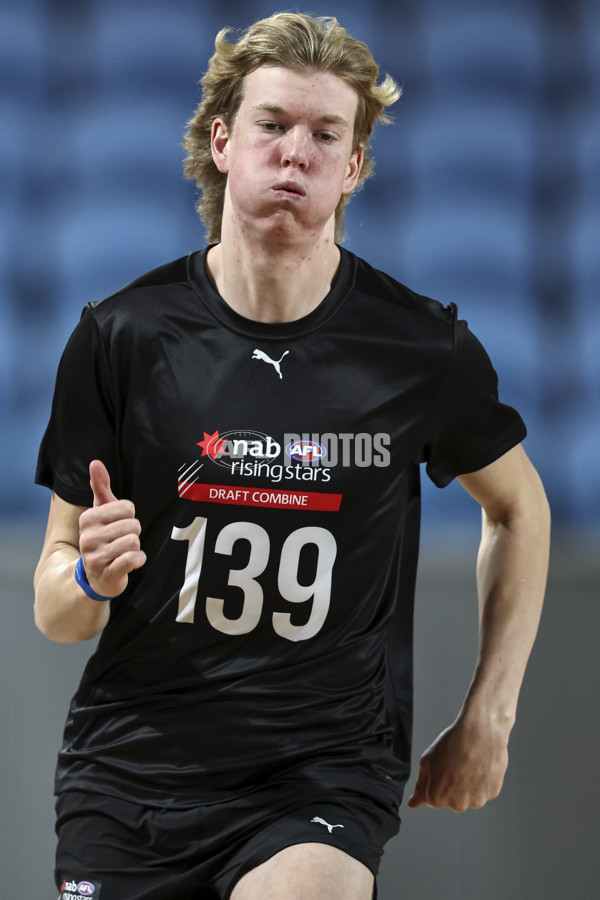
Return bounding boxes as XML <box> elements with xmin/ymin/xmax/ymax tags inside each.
<box><xmin>33</xmin><ymin>460</ymin><xmax>146</xmax><ymax>643</ymax></box>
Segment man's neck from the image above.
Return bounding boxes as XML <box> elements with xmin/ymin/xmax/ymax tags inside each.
<box><xmin>206</xmin><ymin>223</ymin><xmax>341</xmax><ymax>324</ymax></box>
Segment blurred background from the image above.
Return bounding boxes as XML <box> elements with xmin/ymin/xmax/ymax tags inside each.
<box><xmin>1</xmin><ymin>0</ymin><xmax>598</xmax><ymax>897</ymax></box>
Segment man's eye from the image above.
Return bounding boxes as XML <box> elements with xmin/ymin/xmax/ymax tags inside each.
<box><xmin>262</xmin><ymin>122</ymin><xmax>280</xmax><ymax>131</ymax></box>
<box><xmin>318</xmin><ymin>132</ymin><xmax>335</xmax><ymax>142</ymax></box>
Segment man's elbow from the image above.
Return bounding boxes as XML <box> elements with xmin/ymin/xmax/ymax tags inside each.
<box><xmin>502</xmin><ymin>458</ymin><xmax>550</xmax><ymax>530</ymax></box>
<box><xmin>483</xmin><ymin>466</ymin><xmax>551</xmax><ymax>541</ymax></box>
<box><xmin>33</xmin><ymin>592</ymin><xmax>106</xmax><ymax>644</ymax></box>
<box><xmin>526</xmin><ymin>467</ymin><xmax>551</xmax><ymax>534</ymax></box>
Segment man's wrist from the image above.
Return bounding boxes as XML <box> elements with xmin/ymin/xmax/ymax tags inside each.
<box><xmin>460</xmin><ymin>693</ymin><xmax>516</xmax><ymax>739</ymax></box>
<box><xmin>74</xmin><ymin>556</ymin><xmax>119</xmax><ymax>602</ymax></box>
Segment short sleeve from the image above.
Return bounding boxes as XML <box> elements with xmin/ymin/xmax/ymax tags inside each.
<box><xmin>422</xmin><ymin>311</ymin><xmax>527</xmax><ymax>488</ymax></box>
<box><xmin>35</xmin><ymin>305</ymin><xmax>120</xmax><ymax>506</ymax></box>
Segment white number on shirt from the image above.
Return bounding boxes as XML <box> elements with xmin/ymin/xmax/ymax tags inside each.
<box><xmin>171</xmin><ymin>517</ymin><xmax>337</xmax><ymax>642</ymax></box>
<box><xmin>206</xmin><ymin>521</ymin><xmax>269</xmax><ymax>636</ymax></box>
<box><xmin>274</xmin><ymin>526</ymin><xmax>337</xmax><ymax>641</ymax></box>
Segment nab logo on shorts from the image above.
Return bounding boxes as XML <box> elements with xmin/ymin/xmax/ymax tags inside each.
<box><xmin>59</xmin><ymin>878</ymin><xmax>100</xmax><ymax>899</ymax></box>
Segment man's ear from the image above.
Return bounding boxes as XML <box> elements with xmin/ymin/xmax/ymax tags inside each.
<box><xmin>341</xmin><ymin>144</ymin><xmax>364</xmax><ymax>195</ymax></box>
<box><xmin>211</xmin><ymin>117</ymin><xmax>230</xmax><ymax>173</ymax></box>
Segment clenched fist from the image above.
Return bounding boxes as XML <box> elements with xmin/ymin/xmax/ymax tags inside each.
<box><xmin>408</xmin><ymin>713</ymin><xmax>510</xmax><ymax>813</ymax></box>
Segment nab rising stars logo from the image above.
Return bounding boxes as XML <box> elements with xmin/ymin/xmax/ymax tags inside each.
<box><xmin>188</xmin><ymin>428</ymin><xmax>333</xmax><ymax>485</ymax></box>
<box><xmin>177</xmin><ymin>428</ymin><xmax>391</xmax><ymax>500</ymax></box>
<box><xmin>59</xmin><ymin>879</ymin><xmax>98</xmax><ymax>899</ymax></box>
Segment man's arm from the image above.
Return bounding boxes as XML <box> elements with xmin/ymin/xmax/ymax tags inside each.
<box><xmin>408</xmin><ymin>443</ymin><xmax>550</xmax><ymax>812</ymax></box>
<box><xmin>33</xmin><ymin>460</ymin><xmax>146</xmax><ymax>643</ymax></box>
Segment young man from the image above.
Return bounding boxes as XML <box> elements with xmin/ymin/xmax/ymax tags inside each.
<box><xmin>34</xmin><ymin>13</ymin><xmax>550</xmax><ymax>900</ymax></box>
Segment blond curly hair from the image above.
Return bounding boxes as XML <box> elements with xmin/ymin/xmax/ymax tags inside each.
<box><xmin>183</xmin><ymin>12</ymin><xmax>401</xmax><ymax>243</ymax></box>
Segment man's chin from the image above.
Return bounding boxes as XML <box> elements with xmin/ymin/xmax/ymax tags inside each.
<box><xmin>229</xmin><ymin>204</ymin><xmax>334</xmax><ymax>245</ymax></box>
<box><xmin>258</xmin><ymin>208</ymin><xmax>333</xmax><ymax>243</ymax></box>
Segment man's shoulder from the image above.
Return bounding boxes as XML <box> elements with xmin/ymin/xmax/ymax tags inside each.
<box><xmin>345</xmin><ymin>248</ymin><xmax>456</xmax><ymax>328</ymax></box>
<box><xmin>78</xmin><ymin>252</ymin><xmax>204</xmax><ymax>339</ymax></box>
<box><xmin>94</xmin><ymin>253</ymin><xmax>195</xmax><ymax>307</ymax></box>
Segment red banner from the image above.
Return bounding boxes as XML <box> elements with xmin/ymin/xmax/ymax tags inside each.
<box><xmin>178</xmin><ymin>482</ymin><xmax>342</xmax><ymax>511</ymax></box>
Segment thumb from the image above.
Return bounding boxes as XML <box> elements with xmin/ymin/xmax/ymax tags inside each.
<box><xmin>407</xmin><ymin>759</ymin><xmax>429</xmax><ymax>809</ymax></box>
<box><xmin>89</xmin><ymin>459</ymin><xmax>117</xmax><ymax>506</ymax></box>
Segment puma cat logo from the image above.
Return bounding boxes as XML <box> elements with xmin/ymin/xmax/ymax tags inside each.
<box><xmin>311</xmin><ymin>817</ymin><xmax>344</xmax><ymax>834</ymax></box>
<box><xmin>251</xmin><ymin>348</ymin><xmax>289</xmax><ymax>379</ymax></box>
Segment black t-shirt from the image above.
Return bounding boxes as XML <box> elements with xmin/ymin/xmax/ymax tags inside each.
<box><xmin>36</xmin><ymin>247</ymin><xmax>526</xmax><ymax>808</ymax></box>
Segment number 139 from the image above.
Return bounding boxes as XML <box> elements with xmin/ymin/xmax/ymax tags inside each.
<box><xmin>171</xmin><ymin>517</ymin><xmax>337</xmax><ymax>642</ymax></box>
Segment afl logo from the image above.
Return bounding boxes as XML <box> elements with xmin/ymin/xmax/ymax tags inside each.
<box><xmin>77</xmin><ymin>883</ymin><xmax>96</xmax><ymax>896</ymax></box>
<box><xmin>286</xmin><ymin>440</ymin><xmax>326</xmax><ymax>462</ymax></box>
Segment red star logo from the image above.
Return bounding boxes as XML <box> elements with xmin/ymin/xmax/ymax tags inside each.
<box><xmin>197</xmin><ymin>430</ymin><xmax>227</xmax><ymax>460</ymax></box>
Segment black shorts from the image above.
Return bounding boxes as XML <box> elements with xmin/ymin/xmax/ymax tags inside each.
<box><xmin>55</xmin><ymin>782</ymin><xmax>401</xmax><ymax>900</ymax></box>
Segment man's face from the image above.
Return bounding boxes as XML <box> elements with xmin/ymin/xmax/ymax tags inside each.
<box><xmin>211</xmin><ymin>65</ymin><xmax>363</xmax><ymax>240</ymax></box>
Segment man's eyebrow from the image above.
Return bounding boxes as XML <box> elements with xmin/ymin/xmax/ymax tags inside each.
<box><xmin>252</xmin><ymin>102</ymin><xmax>350</xmax><ymax>127</ymax></box>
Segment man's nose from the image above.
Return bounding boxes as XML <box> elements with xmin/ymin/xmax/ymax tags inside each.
<box><xmin>281</xmin><ymin>127</ymin><xmax>309</xmax><ymax>169</ymax></box>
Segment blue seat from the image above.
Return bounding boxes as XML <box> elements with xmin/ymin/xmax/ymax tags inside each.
<box><xmin>397</xmin><ymin>203</ymin><xmax>531</xmax><ymax>310</ymax></box>
<box><xmin>575</xmin><ymin>110</ymin><xmax>600</xmax><ymax>181</ymax></box>
<box><xmin>0</xmin><ymin>5</ymin><xmax>46</xmax><ymax>102</ymax></box>
<box><xmin>0</xmin><ymin>98</ymin><xmax>34</xmax><ymax>219</ymax></box>
<box><xmin>69</xmin><ymin>97</ymin><xmax>196</xmax><ymax>205</ymax></box>
<box><xmin>406</xmin><ymin>101</ymin><xmax>535</xmax><ymax>210</ymax></box>
<box><xmin>570</xmin><ymin>287</ymin><xmax>600</xmax><ymax>395</ymax></box>
<box><xmin>571</xmin><ymin>204</ymin><xmax>600</xmax><ymax>316</ymax></box>
<box><xmin>395</xmin><ymin>201</ymin><xmax>541</xmax><ymax>410</ymax></box>
<box><xmin>0</xmin><ymin>271</ymin><xmax>17</xmax><ymax>408</ymax></box>
<box><xmin>51</xmin><ymin>196</ymin><xmax>196</xmax><ymax>323</ymax></box>
<box><xmin>420</xmin><ymin>1</ymin><xmax>543</xmax><ymax>102</ymax></box>
<box><xmin>581</xmin><ymin>0</ymin><xmax>600</xmax><ymax>95</ymax></box>
<box><xmin>91</xmin><ymin>1</ymin><xmax>218</xmax><ymax>97</ymax></box>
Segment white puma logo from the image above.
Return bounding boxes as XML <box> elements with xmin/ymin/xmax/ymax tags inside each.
<box><xmin>252</xmin><ymin>348</ymin><xmax>289</xmax><ymax>379</ymax></box>
<box><xmin>311</xmin><ymin>817</ymin><xmax>344</xmax><ymax>834</ymax></box>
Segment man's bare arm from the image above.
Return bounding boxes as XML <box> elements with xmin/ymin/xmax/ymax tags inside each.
<box><xmin>33</xmin><ymin>460</ymin><xmax>146</xmax><ymax>643</ymax></box>
<box><xmin>408</xmin><ymin>443</ymin><xmax>550</xmax><ymax>812</ymax></box>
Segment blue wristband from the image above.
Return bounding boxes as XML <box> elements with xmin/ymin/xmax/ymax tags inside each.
<box><xmin>75</xmin><ymin>556</ymin><xmax>119</xmax><ymax>602</ymax></box>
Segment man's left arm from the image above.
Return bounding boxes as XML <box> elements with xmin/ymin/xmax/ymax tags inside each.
<box><xmin>408</xmin><ymin>443</ymin><xmax>550</xmax><ymax>813</ymax></box>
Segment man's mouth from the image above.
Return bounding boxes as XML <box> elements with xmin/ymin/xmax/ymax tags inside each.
<box><xmin>271</xmin><ymin>181</ymin><xmax>306</xmax><ymax>196</ymax></box>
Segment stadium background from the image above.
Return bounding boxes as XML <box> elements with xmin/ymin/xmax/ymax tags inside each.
<box><xmin>1</xmin><ymin>0</ymin><xmax>598</xmax><ymax>897</ymax></box>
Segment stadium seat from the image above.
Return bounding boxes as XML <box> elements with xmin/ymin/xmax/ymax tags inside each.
<box><xmin>0</xmin><ymin>5</ymin><xmax>47</xmax><ymax>102</ymax></box>
<box><xmin>0</xmin><ymin>271</ymin><xmax>17</xmax><ymax>407</ymax></box>
<box><xmin>419</xmin><ymin>0</ymin><xmax>543</xmax><ymax>102</ymax></box>
<box><xmin>571</xmin><ymin>249</ymin><xmax>600</xmax><ymax>389</ymax></box>
<box><xmin>69</xmin><ymin>96</ymin><xmax>197</xmax><ymax>205</ymax></box>
<box><xmin>397</xmin><ymin>204</ymin><xmax>531</xmax><ymax>307</ymax></box>
<box><xmin>395</xmin><ymin>201</ymin><xmax>542</xmax><ymax>410</ymax></box>
<box><xmin>0</xmin><ymin>101</ymin><xmax>26</xmax><ymax>233</ymax></box>
<box><xmin>91</xmin><ymin>2</ymin><xmax>218</xmax><ymax>98</ymax></box>
<box><xmin>51</xmin><ymin>196</ymin><xmax>197</xmax><ymax>322</ymax></box>
<box><xmin>570</xmin><ymin>204</ymin><xmax>600</xmax><ymax>316</ymax></box>
<box><xmin>581</xmin><ymin>0</ymin><xmax>600</xmax><ymax>96</ymax></box>
<box><xmin>406</xmin><ymin>101</ymin><xmax>535</xmax><ymax>211</ymax></box>
<box><xmin>573</xmin><ymin>112</ymin><xmax>600</xmax><ymax>224</ymax></box>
